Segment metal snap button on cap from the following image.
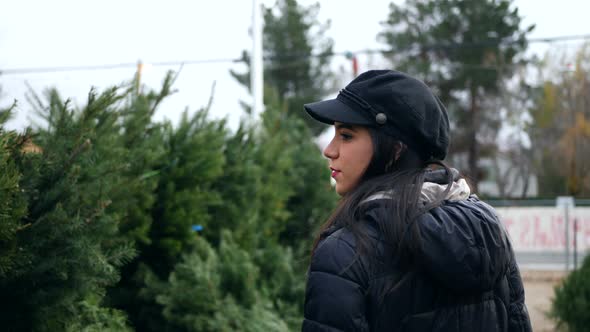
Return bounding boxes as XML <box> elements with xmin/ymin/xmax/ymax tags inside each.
<box><xmin>376</xmin><ymin>113</ymin><xmax>387</xmax><ymax>125</ymax></box>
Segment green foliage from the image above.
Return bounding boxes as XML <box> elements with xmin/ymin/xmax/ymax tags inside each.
<box><xmin>143</xmin><ymin>232</ymin><xmax>290</xmax><ymax>332</ymax></box>
<box><xmin>205</xmin><ymin>122</ymin><xmax>262</xmax><ymax>246</ymax></box>
<box><xmin>278</xmin><ymin>109</ymin><xmax>335</xmax><ymax>251</ymax></box>
<box><xmin>63</xmin><ymin>297</ymin><xmax>133</xmax><ymax>332</ymax></box>
<box><xmin>146</xmin><ymin>109</ymin><xmax>227</xmax><ymax>277</ymax></box>
<box><xmin>380</xmin><ymin>0</ymin><xmax>532</xmax><ymax>90</ymax></box>
<box><xmin>551</xmin><ymin>255</ymin><xmax>590</xmax><ymax>331</ymax></box>
<box><xmin>103</xmin><ymin>74</ymin><xmax>178</xmax><ymax>328</ymax></box>
<box><xmin>0</xmin><ymin>86</ymin><xmax>135</xmax><ymax>330</ymax></box>
<box><xmin>216</xmin><ymin>90</ymin><xmax>334</xmax><ymax>234</ymax></box>
<box><xmin>251</xmin><ymin>92</ymin><xmax>337</xmax><ymax>329</ymax></box>
<box><xmin>1</xmin><ymin>68</ymin><xmax>336</xmax><ymax>331</ymax></box>
<box><xmin>379</xmin><ymin>0</ymin><xmax>533</xmax><ymax>187</ymax></box>
<box><xmin>0</xmin><ymin>100</ymin><xmax>17</xmax><ymax>124</ymax></box>
<box><xmin>110</xmin><ymin>78</ymin><xmax>169</xmax><ymax>247</ymax></box>
<box><xmin>232</xmin><ymin>0</ymin><xmax>335</xmax><ymax>135</ymax></box>
<box><xmin>133</xmin><ymin>89</ymin><xmax>335</xmax><ymax>331</ymax></box>
<box><xmin>0</xmin><ymin>126</ymin><xmax>27</xmax><ymax>281</ymax></box>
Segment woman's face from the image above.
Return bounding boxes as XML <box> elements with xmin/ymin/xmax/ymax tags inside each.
<box><xmin>323</xmin><ymin>122</ymin><xmax>374</xmax><ymax>196</ymax></box>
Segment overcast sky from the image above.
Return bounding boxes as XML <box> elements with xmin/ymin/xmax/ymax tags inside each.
<box><xmin>1</xmin><ymin>0</ymin><xmax>589</xmax><ymax>132</ymax></box>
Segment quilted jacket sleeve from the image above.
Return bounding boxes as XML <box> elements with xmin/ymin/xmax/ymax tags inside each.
<box><xmin>302</xmin><ymin>228</ymin><xmax>370</xmax><ymax>332</ymax></box>
<box><xmin>507</xmin><ymin>250</ymin><xmax>532</xmax><ymax>332</ymax></box>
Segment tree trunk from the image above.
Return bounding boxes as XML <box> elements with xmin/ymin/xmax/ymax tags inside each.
<box><xmin>520</xmin><ymin>170</ymin><xmax>530</xmax><ymax>198</ymax></box>
<box><xmin>519</xmin><ymin>149</ymin><xmax>531</xmax><ymax>198</ymax></box>
<box><xmin>492</xmin><ymin>156</ymin><xmax>506</xmax><ymax>197</ymax></box>
<box><xmin>468</xmin><ymin>84</ymin><xmax>479</xmax><ymax>193</ymax></box>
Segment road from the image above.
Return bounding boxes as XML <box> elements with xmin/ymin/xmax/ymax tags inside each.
<box><xmin>515</xmin><ymin>251</ymin><xmax>589</xmax><ymax>271</ymax></box>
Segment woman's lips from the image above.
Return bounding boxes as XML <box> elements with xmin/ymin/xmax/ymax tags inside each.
<box><xmin>330</xmin><ymin>168</ymin><xmax>341</xmax><ymax>178</ymax></box>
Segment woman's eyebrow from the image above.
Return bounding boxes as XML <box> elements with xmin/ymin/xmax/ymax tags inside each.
<box><xmin>335</xmin><ymin>123</ymin><xmax>357</xmax><ymax>132</ymax></box>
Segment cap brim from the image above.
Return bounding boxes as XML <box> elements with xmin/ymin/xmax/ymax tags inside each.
<box><xmin>304</xmin><ymin>98</ymin><xmax>372</xmax><ymax>126</ymax></box>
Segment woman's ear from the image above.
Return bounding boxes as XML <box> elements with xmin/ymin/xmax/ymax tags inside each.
<box><xmin>394</xmin><ymin>142</ymin><xmax>407</xmax><ymax>161</ymax></box>
<box><xmin>384</xmin><ymin>141</ymin><xmax>407</xmax><ymax>172</ymax></box>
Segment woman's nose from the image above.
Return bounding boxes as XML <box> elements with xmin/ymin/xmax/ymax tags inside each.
<box><xmin>323</xmin><ymin>138</ymin><xmax>338</xmax><ymax>159</ymax></box>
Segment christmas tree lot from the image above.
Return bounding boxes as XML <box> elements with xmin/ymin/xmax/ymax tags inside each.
<box><xmin>0</xmin><ymin>72</ymin><xmax>337</xmax><ymax>331</ymax></box>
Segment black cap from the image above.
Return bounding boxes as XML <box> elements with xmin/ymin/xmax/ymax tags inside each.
<box><xmin>304</xmin><ymin>70</ymin><xmax>450</xmax><ymax>160</ymax></box>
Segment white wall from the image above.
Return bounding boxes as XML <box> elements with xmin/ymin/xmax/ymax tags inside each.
<box><xmin>495</xmin><ymin>207</ymin><xmax>590</xmax><ymax>252</ymax></box>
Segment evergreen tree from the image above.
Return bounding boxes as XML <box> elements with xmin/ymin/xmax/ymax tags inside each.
<box><xmin>145</xmin><ymin>109</ymin><xmax>227</xmax><ymax>278</ymax></box>
<box><xmin>379</xmin><ymin>0</ymin><xmax>533</xmax><ymax>190</ymax></box>
<box><xmin>105</xmin><ymin>74</ymin><xmax>175</xmax><ymax>329</ymax></box>
<box><xmin>1</xmin><ymin>69</ymin><xmax>336</xmax><ymax>331</ymax></box>
<box><xmin>121</xmin><ymin>98</ymin><xmax>229</xmax><ymax>331</ymax></box>
<box><xmin>551</xmin><ymin>254</ymin><xmax>590</xmax><ymax>331</ymax></box>
<box><xmin>111</xmin><ymin>76</ymin><xmax>170</xmax><ymax>247</ymax></box>
<box><xmin>236</xmin><ymin>91</ymin><xmax>336</xmax><ymax>328</ymax></box>
<box><xmin>0</xmin><ymin>87</ymin><xmax>135</xmax><ymax>331</ymax></box>
<box><xmin>0</xmin><ymin>103</ymin><xmax>27</xmax><ymax>286</ymax></box>
<box><xmin>253</xmin><ymin>88</ymin><xmax>336</xmax><ymax>255</ymax></box>
<box><xmin>231</xmin><ymin>0</ymin><xmax>335</xmax><ymax>135</ymax></box>
<box><xmin>137</xmin><ymin>85</ymin><xmax>336</xmax><ymax>331</ymax></box>
<box><xmin>230</xmin><ymin>6</ymin><xmax>339</xmax><ymax>317</ymax></box>
<box><xmin>143</xmin><ymin>232</ymin><xmax>290</xmax><ymax>332</ymax></box>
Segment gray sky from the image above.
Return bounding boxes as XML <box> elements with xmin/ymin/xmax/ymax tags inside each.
<box><xmin>1</xmin><ymin>0</ymin><xmax>588</xmax><ymax>132</ymax></box>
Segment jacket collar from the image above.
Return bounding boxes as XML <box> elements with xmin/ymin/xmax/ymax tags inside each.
<box><xmin>360</xmin><ymin>168</ymin><xmax>471</xmax><ymax>205</ymax></box>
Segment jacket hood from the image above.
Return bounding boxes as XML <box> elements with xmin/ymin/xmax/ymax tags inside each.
<box><xmin>415</xmin><ymin>196</ymin><xmax>510</xmax><ymax>293</ymax></box>
<box><xmin>362</xmin><ymin>169</ymin><xmax>510</xmax><ymax>293</ymax></box>
<box><xmin>420</xmin><ymin>178</ymin><xmax>470</xmax><ymax>204</ymax></box>
<box><xmin>361</xmin><ymin>168</ymin><xmax>470</xmax><ymax>205</ymax></box>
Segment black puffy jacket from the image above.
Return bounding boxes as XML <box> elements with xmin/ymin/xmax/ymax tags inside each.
<box><xmin>302</xmin><ymin>189</ymin><xmax>531</xmax><ymax>331</ymax></box>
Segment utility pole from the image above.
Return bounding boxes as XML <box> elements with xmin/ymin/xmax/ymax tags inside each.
<box><xmin>557</xmin><ymin>196</ymin><xmax>575</xmax><ymax>271</ymax></box>
<box><xmin>135</xmin><ymin>60</ymin><xmax>143</xmax><ymax>95</ymax></box>
<box><xmin>251</xmin><ymin>0</ymin><xmax>264</xmax><ymax>117</ymax></box>
<box><xmin>345</xmin><ymin>52</ymin><xmax>358</xmax><ymax>77</ymax></box>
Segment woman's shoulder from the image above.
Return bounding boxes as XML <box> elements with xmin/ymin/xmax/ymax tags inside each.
<box><xmin>311</xmin><ymin>224</ymin><xmax>378</xmax><ymax>286</ymax></box>
<box><xmin>310</xmin><ymin>228</ymin><xmax>370</xmax><ymax>285</ymax></box>
<box><xmin>316</xmin><ymin>224</ymin><xmax>376</xmax><ymax>257</ymax></box>
<box><xmin>433</xmin><ymin>195</ymin><xmax>502</xmax><ymax>224</ymax></box>
<box><xmin>316</xmin><ymin>226</ymin><xmax>356</xmax><ymax>253</ymax></box>
<box><xmin>318</xmin><ymin>210</ymin><xmax>382</xmax><ymax>247</ymax></box>
<box><xmin>416</xmin><ymin>195</ymin><xmax>512</xmax><ymax>292</ymax></box>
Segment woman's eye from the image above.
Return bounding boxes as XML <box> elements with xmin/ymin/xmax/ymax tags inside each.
<box><xmin>340</xmin><ymin>133</ymin><xmax>353</xmax><ymax>141</ymax></box>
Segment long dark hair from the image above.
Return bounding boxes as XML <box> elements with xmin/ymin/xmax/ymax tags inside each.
<box><xmin>312</xmin><ymin>126</ymin><xmax>453</xmax><ymax>268</ymax></box>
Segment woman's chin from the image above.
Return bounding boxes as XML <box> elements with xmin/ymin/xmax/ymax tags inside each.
<box><xmin>335</xmin><ymin>185</ymin><xmax>348</xmax><ymax>196</ymax></box>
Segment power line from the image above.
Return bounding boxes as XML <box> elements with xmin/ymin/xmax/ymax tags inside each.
<box><xmin>0</xmin><ymin>58</ymin><xmax>242</xmax><ymax>76</ymax></box>
<box><xmin>1</xmin><ymin>34</ymin><xmax>589</xmax><ymax>76</ymax></box>
<box><xmin>529</xmin><ymin>34</ymin><xmax>590</xmax><ymax>43</ymax></box>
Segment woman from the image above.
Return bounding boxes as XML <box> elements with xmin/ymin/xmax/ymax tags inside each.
<box><xmin>301</xmin><ymin>70</ymin><xmax>531</xmax><ymax>331</ymax></box>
